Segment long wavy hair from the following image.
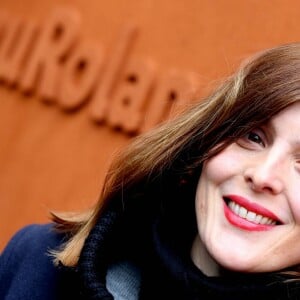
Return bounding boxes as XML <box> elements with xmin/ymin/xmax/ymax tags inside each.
<box><xmin>51</xmin><ymin>43</ymin><xmax>300</xmax><ymax>278</ymax></box>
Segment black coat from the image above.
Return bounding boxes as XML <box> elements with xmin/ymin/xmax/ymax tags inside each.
<box><xmin>1</xmin><ymin>213</ymin><xmax>300</xmax><ymax>299</ymax></box>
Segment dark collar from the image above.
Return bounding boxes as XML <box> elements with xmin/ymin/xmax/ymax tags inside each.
<box><xmin>141</xmin><ymin>218</ymin><xmax>296</xmax><ymax>300</ymax></box>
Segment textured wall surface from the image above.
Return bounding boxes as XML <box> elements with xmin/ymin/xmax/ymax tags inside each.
<box><xmin>1</xmin><ymin>0</ymin><xmax>300</xmax><ymax>250</ymax></box>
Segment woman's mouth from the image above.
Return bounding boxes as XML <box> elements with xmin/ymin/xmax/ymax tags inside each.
<box><xmin>223</xmin><ymin>195</ymin><xmax>283</xmax><ymax>231</ymax></box>
<box><xmin>227</xmin><ymin>200</ymin><xmax>276</xmax><ymax>225</ymax></box>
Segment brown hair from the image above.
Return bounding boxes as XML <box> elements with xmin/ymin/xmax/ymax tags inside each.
<box><xmin>51</xmin><ymin>43</ymin><xmax>300</xmax><ymax>276</ymax></box>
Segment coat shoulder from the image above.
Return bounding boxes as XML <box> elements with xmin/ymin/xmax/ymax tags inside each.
<box><xmin>0</xmin><ymin>223</ymin><xmax>67</xmax><ymax>300</ymax></box>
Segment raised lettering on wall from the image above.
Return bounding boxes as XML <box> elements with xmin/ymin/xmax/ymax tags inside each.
<box><xmin>0</xmin><ymin>6</ymin><xmax>200</xmax><ymax>136</ymax></box>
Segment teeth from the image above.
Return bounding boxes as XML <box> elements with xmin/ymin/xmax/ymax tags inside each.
<box><xmin>254</xmin><ymin>214</ymin><xmax>262</xmax><ymax>224</ymax></box>
<box><xmin>246</xmin><ymin>211</ymin><xmax>256</xmax><ymax>222</ymax></box>
<box><xmin>228</xmin><ymin>200</ymin><xmax>276</xmax><ymax>225</ymax></box>
<box><xmin>239</xmin><ymin>206</ymin><xmax>247</xmax><ymax>218</ymax></box>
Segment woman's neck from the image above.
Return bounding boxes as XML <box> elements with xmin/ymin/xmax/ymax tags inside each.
<box><xmin>191</xmin><ymin>235</ymin><xmax>221</xmax><ymax>277</ymax></box>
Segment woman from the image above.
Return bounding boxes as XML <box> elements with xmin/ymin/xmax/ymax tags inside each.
<box><xmin>2</xmin><ymin>42</ymin><xmax>300</xmax><ymax>300</ymax></box>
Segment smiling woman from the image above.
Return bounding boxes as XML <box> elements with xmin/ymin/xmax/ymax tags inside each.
<box><xmin>193</xmin><ymin>102</ymin><xmax>300</xmax><ymax>275</ymax></box>
<box><xmin>2</xmin><ymin>43</ymin><xmax>300</xmax><ymax>300</ymax></box>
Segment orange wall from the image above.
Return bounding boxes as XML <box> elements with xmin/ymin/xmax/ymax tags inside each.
<box><xmin>1</xmin><ymin>0</ymin><xmax>300</xmax><ymax>250</ymax></box>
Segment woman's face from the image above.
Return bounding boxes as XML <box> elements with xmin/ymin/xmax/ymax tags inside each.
<box><xmin>192</xmin><ymin>101</ymin><xmax>300</xmax><ymax>275</ymax></box>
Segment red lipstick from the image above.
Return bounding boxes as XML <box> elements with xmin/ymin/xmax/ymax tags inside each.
<box><xmin>223</xmin><ymin>194</ymin><xmax>282</xmax><ymax>231</ymax></box>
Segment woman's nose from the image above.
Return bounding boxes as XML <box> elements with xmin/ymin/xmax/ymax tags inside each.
<box><xmin>244</xmin><ymin>153</ymin><xmax>285</xmax><ymax>195</ymax></box>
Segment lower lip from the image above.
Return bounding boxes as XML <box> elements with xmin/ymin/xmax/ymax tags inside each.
<box><xmin>223</xmin><ymin>203</ymin><xmax>275</xmax><ymax>231</ymax></box>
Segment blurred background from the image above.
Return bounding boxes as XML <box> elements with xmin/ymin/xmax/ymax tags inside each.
<box><xmin>0</xmin><ymin>0</ymin><xmax>299</xmax><ymax>250</ymax></box>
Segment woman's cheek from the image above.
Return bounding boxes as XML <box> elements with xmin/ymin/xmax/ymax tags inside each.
<box><xmin>204</xmin><ymin>147</ymin><xmax>239</xmax><ymax>183</ymax></box>
<box><xmin>288</xmin><ymin>185</ymin><xmax>300</xmax><ymax>223</ymax></box>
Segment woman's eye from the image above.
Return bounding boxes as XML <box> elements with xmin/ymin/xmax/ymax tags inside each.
<box><xmin>246</xmin><ymin>132</ymin><xmax>264</xmax><ymax>146</ymax></box>
<box><xmin>236</xmin><ymin>130</ymin><xmax>266</xmax><ymax>149</ymax></box>
<box><xmin>295</xmin><ymin>156</ymin><xmax>300</xmax><ymax>169</ymax></box>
